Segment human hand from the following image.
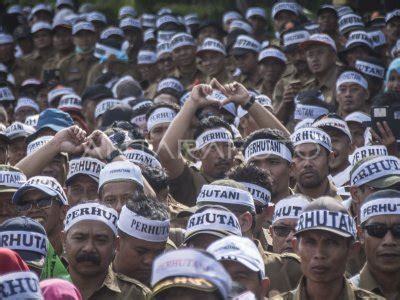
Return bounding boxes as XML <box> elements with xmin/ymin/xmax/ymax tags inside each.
<box><xmin>83</xmin><ymin>130</ymin><xmax>117</xmax><ymax>160</ymax></box>
<box><xmin>210</xmin><ymin>78</ymin><xmax>250</xmax><ymax>106</ymax></box>
<box><xmin>53</xmin><ymin>125</ymin><xmax>87</xmax><ymax>154</ymax></box>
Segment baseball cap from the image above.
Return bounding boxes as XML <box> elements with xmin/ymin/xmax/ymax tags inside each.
<box><xmin>246</xmin><ymin>7</ymin><xmax>266</xmax><ymax>20</ymax></box>
<box><xmin>0</xmin><ymin>124</ymin><xmax>9</xmax><ymax>144</ymax></box>
<box><xmin>0</xmin><ymin>216</ymin><xmax>48</xmax><ymax>268</ymax></box>
<box><xmin>27</xmin><ymin>109</ymin><xmax>74</xmax><ymax>144</ymax></box>
<box><xmin>345</xmin><ymin>111</ymin><xmax>371</xmax><ymax>126</ymax></box>
<box><xmin>300</xmin><ymin>33</ymin><xmax>336</xmax><ymax>53</ymax></box>
<box><xmin>232</xmin><ymin>35</ymin><xmax>260</xmax><ymax>55</ymax></box>
<box><xmin>0</xmin><ymin>271</ymin><xmax>43</xmax><ymax>299</ymax></box>
<box><xmin>72</xmin><ymin>21</ymin><xmax>95</xmax><ymax>35</ymax></box>
<box><xmin>58</xmin><ymin>94</ymin><xmax>82</xmax><ymax>112</ymax></box>
<box><xmin>338</xmin><ymin>13</ymin><xmax>364</xmax><ymax>35</ymax></box>
<box><xmin>66</xmin><ymin>157</ymin><xmax>105</xmax><ymax>185</ymax></box>
<box><xmin>272</xmin><ymin>194</ymin><xmax>310</xmax><ymax>224</ymax></box>
<box><xmin>98</xmin><ymin>161</ymin><xmax>143</xmax><ymax>192</ymax></box>
<box><xmin>6</xmin><ymin>122</ymin><xmax>35</xmax><ymax>140</ymax></box>
<box><xmin>0</xmin><ymin>165</ymin><xmax>27</xmax><ymax>193</ymax></box>
<box><xmin>12</xmin><ymin>176</ymin><xmax>68</xmax><ymax>206</ymax></box>
<box><xmin>271</xmin><ymin>2</ymin><xmax>298</xmax><ymax>19</ymax></box>
<box><xmin>295</xmin><ymin>196</ymin><xmax>357</xmax><ymax>239</ymax></box>
<box><xmin>360</xmin><ymin>190</ymin><xmax>400</xmax><ymax>224</ymax></box>
<box><xmin>197</xmin><ymin>38</ymin><xmax>226</xmax><ymax>56</ymax></box>
<box><xmin>31</xmin><ymin>22</ymin><xmax>52</xmax><ymax>34</ymax></box>
<box><xmin>317</xmin><ymin>4</ymin><xmax>338</xmax><ymax>17</ymax></box>
<box><xmin>339</xmin><ymin>31</ymin><xmax>375</xmax><ymax>61</ymax></box>
<box><xmin>312</xmin><ymin>113</ymin><xmax>352</xmax><ymax>142</ymax></box>
<box><xmin>207</xmin><ymin>235</ymin><xmax>265</xmax><ymax>278</ymax></box>
<box><xmin>282</xmin><ymin>27</ymin><xmax>310</xmax><ymax>52</ymax></box>
<box><xmin>14</xmin><ymin>98</ymin><xmax>40</xmax><ymax>114</ymax></box>
<box><xmin>385</xmin><ymin>9</ymin><xmax>400</xmax><ymax>24</ymax></box>
<box><xmin>151</xmin><ymin>248</ymin><xmax>232</xmax><ymax>299</ymax></box>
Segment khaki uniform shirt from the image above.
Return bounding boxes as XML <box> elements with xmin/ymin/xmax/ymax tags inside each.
<box><xmin>173</xmin><ymin>68</ymin><xmax>204</xmax><ymax>90</ymax></box>
<box><xmin>255</xmin><ymin>240</ymin><xmax>302</xmax><ymax>298</ymax></box>
<box><xmin>255</xmin><ymin>227</ymin><xmax>273</xmax><ymax>252</ymax></box>
<box><xmin>235</xmin><ymin>72</ymin><xmax>263</xmax><ymax>91</ymax></box>
<box><xmin>271</xmin><ymin>276</ymin><xmax>385</xmax><ymax>300</ymax></box>
<box><xmin>42</xmin><ymin>52</ymin><xmax>72</xmax><ymax>76</ymax></box>
<box><xmin>350</xmin><ymin>264</ymin><xmax>400</xmax><ymax>299</ymax></box>
<box><xmin>14</xmin><ymin>49</ymin><xmax>54</xmax><ymax>85</ymax></box>
<box><xmin>58</xmin><ymin>52</ymin><xmax>98</xmax><ymax>95</ymax></box>
<box><xmin>293</xmin><ymin>180</ymin><xmax>343</xmax><ymax>202</ymax></box>
<box><xmin>88</xmin><ymin>267</ymin><xmax>151</xmax><ymax>300</ymax></box>
<box><xmin>169</xmin><ymin>163</ymin><xmax>218</xmax><ymax>207</ymax></box>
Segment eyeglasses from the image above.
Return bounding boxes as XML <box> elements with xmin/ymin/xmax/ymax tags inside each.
<box><xmin>16</xmin><ymin>197</ymin><xmax>56</xmax><ymax>212</ymax></box>
<box><xmin>363</xmin><ymin>224</ymin><xmax>400</xmax><ymax>239</ymax></box>
<box><xmin>272</xmin><ymin>225</ymin><xmax>296</xmax><ymax>237</ymax></box>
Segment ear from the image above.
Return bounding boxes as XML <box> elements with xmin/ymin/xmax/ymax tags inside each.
<box><xmin>61</xmin><ymin>230</ymin><xmax>67</xmax><ymax>252</ymax></box>
<box><xmin>114</xmin><ymin>236</ymin><xmax>120</xmax><ymax>254</ymax></box>
<box><xmin>238</xmin><ymin>212</ymin><xmax>253</xmax><ymax>234</ymax></box>
<box><xmin>291</xmin><ymin>237</ymin><xmax>299</xmax><ymax>255</ymax></box>
<box><xmin>288</xmin><ymin>161</ymin><xmax>295</xmax><ymax>178</ymax></box>
<box><xmin>350</xmin><ymin>186</ymin><xmax>362</xmax><ymax>204</ymax></box>
<box><xmin>145</xmin><ymin>131</ymin><xmax>151</xmax><ymax>141</ymax></box>
<box><xmin>269</xmin><ymin>225</ymin><xmax>274</xmax><ymax>239</ymax></box>
<box><xmin>260</xmin><ymin>278</ymin><xmax>270</xmax><ymax>297</ymax></box>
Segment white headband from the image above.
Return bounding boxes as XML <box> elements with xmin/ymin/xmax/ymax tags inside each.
<box><xmin>336</xmin><ymin>71</ymin><xmax>368</xmax><ymax>90</ymax></box>
<box><xmin>186</xmin><ymin>208</ymin><xmax>242</xmax><ymax>238</ymax></box>
<box><xmin>223</xmin><ymin>11</ymin><xmax>242</xmax><ymax>24</ymax></box>
<box><xmin>138</xmin><ymin>50</ymin><xmax>157</xmax><ymax>65</ymax></box>
<box><xmin>291</xmin><ymin>127</ymin><xmax>332</xmax><ymax>152</ymax></box>
<box><xmin>258</xmin><ymin>48</ymin><xmax>287</xmax><ymax>63</ymax></box>
<box><xmin>294</xmin><ymin>104</ymin><xmax>329</xmax><ymax>121</ymax></box>
<box><xmin>147</xmin><ymin>107</ymin><xmax>177</xmax><ymax>132</ymax></box>
<box><xmin>246</xmin><ymin>7</ymin><xmax>266</xmax><ymax>19</ymax></box>
<box><xmin>272</xmin><ymin>2</ymin><xmax>298</xmax><ymax>18</ymax></box>
<box><xmin>170</xmin><ymin>33</ymin><xmax>195</xmax><ymax>51</ymax></box>
<box><xmin>0</xmin><ymin>231</ymin><xmax>47</xmax><ymax>256</ymax></box>
<box><xmin>94</xmin><ymin>99</ymin><xmax>120</xmax><ymax>118</ymax></box>
<box><xmin>355</xmin><ymin>60</ymin><xmax>385</xmax><ymax>79</ymax></box>
<box><xmin>349</xmin><ymin>145</ymin><xmax>388</xmax><ymax>166</ymax></box>
<box><xmin>58</xmin><ymin>94</ymin><xmax>82</xmax><ymax>110</ymax></box>
<box><xmin>99</xmin><ymin>161</ymin><xmax>143</xmax><ymax>191</ymax></box>
<box><xmin>156</xmin><ymin>42</ymin><xmax>171</xmax><ymax>58</ymax></box>
<box><xmin>0</xmin><ymin>87</ymin><xmax>14</xmax><ymax>101</ymax></box>
<box><xmin>240</xmin><ymin>182</ymin><xmax>271</xmax><ymax>206</ymax></box>
<box><xmin>100</xmin><ymin>27</ymin><xmax>124</xmax><ymax>40</ymax></box>
<box><xmin>338</xmin><ymin>14</ymin><xmax>363</xmax><ymax>32</ymax></box>
<box><xmin>360</xmin><ymin>198</ymin><xmax>400</xmax><ymax>224</ymax></box>
<box><xmin>27</xmin><ymin>136</ymin><xmax>53</xmax><ymax>156</ymax></box>
<box><xmin>245</xmin><ymin>139</ymin><xmax>292</xmax><ymax>163</ymax></box>
<box><xmin>195</xmin><ymin>128</ymin><xmax>233</xmax><ymax>150</ymax></box>
<box><xmin>131</xmin><ymin>114</ymin><xmax>147</xmax><ymax>128</ymax></box>
<box><xmin>197</xmin><ymin>38</ymin><xmax>226</xmax><ymax>55</ymax></box>
<box><xmin>123</xmin><ymin>149</ymin><xmax>162</xmax><ymax>169</ymax></box>
<box><xmin>229</xmin><ymin>20</ymin><xmax>253</xmax><ymax>34</ymax></box>
<box><xmin>118</xmin><ymin>205</ymin><xmax>170</xmax><ymax>242</ymax></box>
<box><xmin>157</xmin><ymin>30</ymin><xmax>175</xmax><ymax>43</ymax></box>
<box><xmin>0</xmin><ymin>171</ymin><xmax>27</xmax><ymax>188</ymax></box>
<box><xmin>350</xmin><ymin>156</ymin><xmax>400</xmax><ymax>187</ymax></box>
<box><xmin>0</xmin><ymin>272</ymin><xmax>42</xmax><ymax>300</ymax></box>
<box><xmin>67</xmin><ymin>157</ymin><xmax>105</xmax><ymax>182</ymax></box>
<box><xmin>296</xmin><ymin>209</ymin><xmax>356</xmax><ymax>238</ymax></box>
<box><xmin>94</xmin><ymin>43</ymin><xmax>124</xmax><ymax>60</ymax></box>
<box><xmin>272</xmin><ymin>196</ymin><xmax>309</xmax><ymax>224</ymax></box>
<box><xmin>157</xmin><ymin>78</ymin><xmax>184</xmax><ymax>93</ymax></box>
<box><xmin>233</xmin><ymin>35</ymin><xmax>260</xmax><ymax>52</ymax></box>
<box><xmin>6</xmin><ymin>122</ymin><xmax>35</xmax><ymax>139</ymax></box>
<box><xmin>197</xmin><ymin>184</ymin><xmax>255</xmax><ymax>210</ymax></box>
<box><xmin>64</xmin><ymin>203</ymin><xmax>118</xmax><ymax>235</ymax></box>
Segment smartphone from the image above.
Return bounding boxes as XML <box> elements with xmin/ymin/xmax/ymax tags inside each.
<box><xmin>371</xmin><ymin>105</ymin><xmax>400</xmax><ymax>142</ymax></box>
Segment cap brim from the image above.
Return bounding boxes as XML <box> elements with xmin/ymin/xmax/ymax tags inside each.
<box><xmin>12</xmin><ymin>184</ymin><xmax>58</xmax><ymax>204</ymax></box>
<box><xmin>218</xmin><ymin>256</ymin><xmax>260</xmax><ymax>274</ymax></box>
<box><xmin>367</xmin><ymin>175</ymin><xmax>400</xmax><ymax>189</ymax></box>
<box><xmin>183</xmin><ymin>230</ymin><xmax>230</xmax><ymax>244</ymax></box>
<box><xmin>300</xmin><ymin>40</ymin><xmax>334</xmax><ymax>52</ymax></box>
<box><xmin>0</xmin><ymin>187</ymin><xmax>18</xmax><ymax>193</ymax></box>
<box><xmin>66</xmin><ymin>173</ymin><xmax>99</xmax><ymax>185</ymax></box>
<box><xmin>152</xmin><ymin>276</ymin><xmax>218</xmax><ymax>297</ymax></box>
<box><xmin>17</xmin><ymin>250</ymin><xmax>46</xmax><ymax>268</ymax></box>
<box><xmin>232</xmin><ymin>48</ymin><xmax>255</xmax><ymax>56</ymax></box>
<box><xmin>295</xmin><ymin>226</ymin><xmax>353</xmax><ymax>238</ymax></box>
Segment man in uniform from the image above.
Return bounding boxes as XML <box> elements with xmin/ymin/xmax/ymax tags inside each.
<box><xmin>62</xmin><ymin>202</ymin><xmax>151</xmax><ymax>299</ymax></box>
<box><xmin>58</xmin><ymin>21</ymin><xmax>97</xmax><ymax>95</ymax></box>
<box><xmin>351</xmin><ymin>190</ymin><xmax>400</xmax><ymax>299</ymax></box>
<box><xmin>291</xmin><ymin>126</ymin><xmax>341</xmax><ymax>199</ymax></box>
<box><xmin>317</xmin><ymin>5</ymin><xmax>340</xmax><ymax>49</ymax></box>
<box><xmin>114</xmin><ymin>194</ymin><xmax>170</xmax><ymax>287</ymax></box>
<box><xmin>271</xmin><ymin>196</ymin><xmax>382</xmax><ymax>299</ymax></box>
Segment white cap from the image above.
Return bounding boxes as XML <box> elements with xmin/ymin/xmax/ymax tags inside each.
<box><xmin>313</xmin><ymin>116</ymin><xmax>352</xmax><ymax>142</ymax></box>
<box><xmin>223</xmin><ymin>11</ymin><xmax>242</xmax><ymax>25</ymax></box>
<box><xmin>31</xmin><ymin>21</ymin><xmax>52</xmax><ymax>34</ymax></box>
<box><xmin>151</xmin><ymin>248</ymin><xmax>232</xmax><ymax>299</ymax></box>
<box><xmin>157</xmin><ymin>78</ymin><xmax>184</xmax><ymax>94</ymax></box>
<box><xmin>67</xmin><ymin>157</ymin><xmax>105</xmax><ymax>184</ymax></box>
<box><xmin>385</xmin><ymin>9</ymin><xmax>400</xmax><ymax>23</ymax></box>
<box><xmin>197</xmin><ymin>38</ymin><xmax>226</xmax><ymax>56</ymax></box>
<box><xmin>272</xmin><ymin>2</ymin><xmax>299</xmax><ymax>19</ymax></box>
<box><xmin>258</xmin><ymin>47</ymin><xmax>287</xmax><ymax>63</ymax></box>
<box><xmin>7</xmin><ymin>4</ymin><xmax>23</xmax><ymax>15</ymax></box>
<box><xmin>47</xmin><ymin>86</ymin><xmax>74</xmax><ymax>104</ymax></box>
<box><xmin>14</xmin><ymin>98</ymin><xmax>40</xmax><ymax>113</ymax></box>
<box><xmin>300</xmin><ymin>33</ymin><xmax>336</xmax><ymax>52</ymax></box>
<box><xmin>345</xmin><ymin>111</ymin><xmax>371</xmax><ymax>125</ymax></box>
<box><xmin>99</xmin><ymin>161</ymin><xmax>143</xmax><ymax>192</ymax></box>
<box><xmin>6</xmin><ymin>122</ymin><xmax>35</xmax><ymax>140</ymax></box>
<box><xmin>272</xmin><ymin>195</ymin><xmax>310</xmax><ymax>224</ymax></box>
<box><xmin>229</xmin><ymin>20</ymin><xmax>253</xmax><ymax>34</ymax></box>
<box><xmin>143</xmin><ymin>29</ymin><xmax>156</xmax><ymax>42</ymax></box>
<box><xmin>0</xmin><ymin>33</ymin><xmax>14</xmax><ymax>45</ymax></box>
<box><xmin>94</xmin><ymin>99</ymin><xmax>120</xmax><ymax>119</ymax></box>
<box><xmin>137</xmin><ymin>49</ymin><xmax>157</xmax><ymax>65</ymax></box>
<box><xmin>246</xmin><ymin>7</ymin><xmax>266</xmax><ymax>20</ymax></box>
<box><xmin>184</xmin><ymin>13</ymin><xmax>199</xmax><ymax>26</ymax></box>
<box><xmin>170</xmin><ymin>32</ymin><xmax>196</xmax><ymax>51</ymax></box>
<box><xmin>141</xmin><ymin>13</ymin><xmax>156</xmax><ymax>28</ymax></box>
<box><xmin>100</xmin><ymin>27</ymin><xmax>124</xmax><ymax>40</ymax></box>
<box><xmin>233</xmin><ymin>35</ymin><xmax>261</xmax><ymax>53</ymax></box>
<box><xmin>207</xmin><ymin>235</ymin><xmax>265</xmax><ymax>278</ymax></box>
<box><xmin>31</xmin><ymin>3</ymin><xmax>51</xmax><ymax>16</ymax></box>
<box><xmin>0</xmin><ymin>271</ymin><xmax>43</xmax><ymax>300</ymax></box>
<box><xmin>87</xmin><ymin>12</ymin><xmax>107</xmax><ymax>24</ymax></box>
<box><xmin>21</xmin><ymin>78</ymin><xmax>42</xmax><ymax>87</ymax></box>
<box><xmin>156</xmin><ymin>14</ymin><xmax>179</xmax><ymax>29</ymax></box>
<box><xmin>338</xmin><ymin>13</ymin><xmax>364</xmax><ymax>34</ymax></box>
<box><xmin>26</xmin><ymin>136</ymin><xmax>53</xmax><ymax>155</ymax></box>
<box><xmin>120</xmin><ymin>17</ymin><xmax>142</xmax><ymax>30</ymax></box>
<box><xmin>156</xmin><ymin>42</ymin><xmax>171</xmax><ymax>58</ymax></box>
<box><xmin>58</xmin><ymin>94</ymin><xmax>82</xmax><ymax>111</ymax></box>
<box><xmin>344</xmin><ymin>30</ymin><xmax>373</xmax><ymax>50</ymax></box>
<box><xmin>283</xmin><ymin>29</ymin><xmax>310</xmax><ymax>48</ymax></box>
<box><xmin>119</xmin><ymin>6</ymin><xmax>136</xmax><ymax>18</ymax></box>
<box><xmin>72</xmin><ymin>21</ymin><xmax>95</xmax><ymax>35</ymax></box>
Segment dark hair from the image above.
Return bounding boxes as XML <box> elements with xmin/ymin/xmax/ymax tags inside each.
<box><xmin>193</xmin><ymin>116</ymin><xmax>233</xmax><ymax>140</ymax></box>
<box><xmin>112</xmin><ymin>121</ymin><xmax>144</xmax><ymax>140</ymax></box>
<box><xmin>372</xmin><ymin>91</ymin><xmax>400</xmax><ymax>106</ymax></box>
<box><xmin>145</xmin><ymin>102</ymin><xmax>180</xmax><ymax>121</ymax></box>
<box><xmin>242</xmin><ymin>128</ymin><xmax>293</xmax><ymax>156</ymax></box>
<box><xmin>141</xmin><ymin>165</ymin><xmax>169</xmax><ymax>194</ymax></box>
<box><xmin>297</xmin><ymin>89</ymin><xmax>332</xmax><ymax>111</ymax></box>
<box><xmin>226</xmin><ymin>164</ymin><xmax>273</xmax><ymax>193</ymax></box>
<box><xmin>125</xmin><ymin>193</ymin><xmax>169</xmax><ymax>221</ymax></box>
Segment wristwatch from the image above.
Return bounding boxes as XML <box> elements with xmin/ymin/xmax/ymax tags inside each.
<box><xmin>241</xmin><ymin>95</ymin><xmax>256</xmax><ymax>111</ymax></box>
<box><xmin>105</xmin><ymin>149</ymin><xmax>122</xmax><ymax>163</ymax></box>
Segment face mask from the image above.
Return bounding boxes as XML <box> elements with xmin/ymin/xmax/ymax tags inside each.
<box><xmin>75</xmin><ymin>46</ymin><xmax>93</xmax><ymax>54</ymax></box>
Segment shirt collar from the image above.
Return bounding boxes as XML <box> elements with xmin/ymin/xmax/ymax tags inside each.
<box><xmin>359</xmin><ymin>264</ymin><xmax>382</xmax><ymax>295</ymax></box>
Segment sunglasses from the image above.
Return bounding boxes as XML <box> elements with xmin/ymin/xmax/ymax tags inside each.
<box><xmin>16</xmin><ymin>197</ymin><xmax>55</xmax><ymax>212</ymax></box>
<box><xmin>272</xmin><ymin>225</ymin><xmax>296</xmax><ymax>237</ymax></box>
<box><xmin>363</xmin><ymin>223</ymin><xmax>400</xmax><ymax>239</ymax></box>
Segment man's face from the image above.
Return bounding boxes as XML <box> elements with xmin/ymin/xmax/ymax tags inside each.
<box><xmin>138</xmin><ymin>63</ymin><xmax>159</xmax><ymax>82</ymax></box>
<box><xmin>32</xmin><ymin>12</ymin><xmax>52</xmax><ymax>23</ymax></box>
<box><xmin>248</xmin><ymin>16</ymin><xmax>266</xmax><ymax>33</ymax></box>
<box><xmin>347</xmin><ymin>122</ymin><xmax>365</xmax><ymax>148</ymax></box>
<box><xmin>67</xmin><ymin>175</ymin><xmax>99</xmax><ymax>207</ymax></box>
<box><xmin>157</xmin><ymin>54</ymin><xmax>175</xmax><ymax>74</ymax></box>
<box><xmin>248</xmin><ymin>155</ymin><xmax>290</xmax><ymax>202</ymax></box>
<box><xmin>197</xmin><ymin>26</ymin><xmax>220</xmax><ymax>44</ymax></box>
<box><xmin>0</xmin><ymin>192</ymin><xmax>18</xmax><ymax>223</ymax></box>
<box><xmin>324</xmin><ymin>128</ymin><xmax>352</xmax><ymax>173</ymax></box>
<box><xmin>337</xmin><ymin>83</ymin><xmax>368</xmax><ymax>115</ymax></box>
<box><xmin>297</xmin><ymin>230</ymin><xmax>352</xmax><ymax>283</ymax></box>
<box><xmin>154</xmin><ymin>94</ymin><xmax>179</xmax><ymax>105</ymax></box>
<box><xmin>285</xmin><ymin>48</ymin><xmax>308</xmax><ymax>72</ymax></box>
<box><xmin>344</xmin><ymin>46</ymin><xmax>371</xmax><ymax>67</ymax></box>
<box><xmin>186</xmin><ymin>233</ymin><xmax>220</xmax><ymax>250</ymax></box>
<box><xmin>8</xmin><ymin>137</ymin><xmax>26</xmax><ymax>166</ymax></box>
<box><xmin>386</xmin><ymin>70</ymin><xmax>400</xmax><ymax>93</ymax></box>
<box><xmin>115</xmin><ymin>234</ymin><xmax>166</xmax><ymax>285</ymax></box>
<box><xmin>100</xmin><ymin>181</ymin><xmax>139</xmax><ymax>214</ymax></box>
<box><xmin>14</xmin><ymin>107</ymin><xmax>37</xmax><ymax>123</ymax></box>
<box><xmin>19</xmin><ymin>189</ymin><xmax>63</xmax><ymax>236</ymax></box>
<box><xmin>148</xmin><ymin>123</ymin><xmax>170</xmax><ymax>151</ymax></box>
<box><xmin>0</xmin><ymin>140</ymin><xmax>8</xmax><ymax>164</ymax></box>
<box><xmin>292</xmin><ymin>143</ymin><xmax>330</xmax><ymax>189</ymax></box>
<box><xmin>273</xmin><ymin>11</ymin><xmax>298</xmax><ymax>32</ymax></box>
<box><xmin>221</xmin><ymin>260</ymin><xmax>265</xmax><ymax>299</ymax></box>
<box><xmin>385</xmin><ymin>18</ymin><xmax>400</xmax><ymax>44</ymax></box>
<box><xmin>317</xmin><ymin>11</ymin><xmax>338</xmax><ymax>33</ymax></box>
<box><xmin>270</xmin><ymin>219</ymin><xmax>298</xmax><ymax>254</ymax></box>
<box><xmin>41</xmin><ymin>155</ymin><xmax>67</xmax><ymax>186</ymax></box>
<box><xmin>33</xmin><ymin>30</ymin><xmax>52</xmax><ymax>50</ymax></box>
<box><xmin>199</xmin><ymin>142</ymin><xmax>235</xmax><ymax>179</ymax></box>
<box><xmin>234</xmin><ymin>52</ymin><xmax>258</xmax><ymax>74</ymax></box>
<box><xmin>63</xmin><ymin>220</ymin><xmax>116</xmax><ymax>276</ymax></box>
<box><xmin>0</xmin><ymin>43</ymin><xmax>15</xmax><ymax>63</ymax></box>
<box><xmin>305</xmin><ymin>45</ymin><xmax>335</xmax><ymax>74</ymax></box>
<box><xmin>198</xmin><ymin>51</ymin><xmax>225</xmax><ymax>77</ymax></box>
<box><xmin>73</xmin><ymin>31</ymin><xmax>96</xmax><ymax>52</ymax></box>
<box><xmin>362</xmin><ymin>215</ymin><xmax>400</xmax><ymax>273</ymax></box>
<box><xmin>172</xmin><ymin>45</ymin><xmax>196</xmax><ymax>68</ymax></box>
<box><xmin>53</xmin><ymin>27</ymin><xmax>73</xmax><ymax>52</ymax></box>
<box><xmin>258</xmin><ymin>59</ymin><xmax>286</xmax><ymax>83</ymax></box>
<box><xmin>123</xmin><ymin>28</ymin><xmax>143</xmax><ymax>50</ymax></box>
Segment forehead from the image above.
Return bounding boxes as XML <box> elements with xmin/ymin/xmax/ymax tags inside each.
<box><xmin>67</xmin><ymin>220</ymin><xmax>114</xmax><ymax>237</ymax></box>
<box><xmin>151</xmin><ymin>122</ymin><xmax>171</xmax><ymax>131</ymax></box>
<box><xmin>306</xmin><ymin>44</ymin><xmax>330</xmax><ymax>53</ymax></box>
<box><xmin>21</xmin><ymin>188</ymin><xmax>48</xmax><ymax>201</ymax></box>
<box><xmin>68</xmin><ymin>174</ymin><xmax>98</xmax><ymax>187</ymax></box>
<box><xmin>365</xmin><ymin>214</ymin><xmax>400</xmax><ymax>225</ymax></box>
<box><xmin>299</xmin><ymin>229</ymin><xmax>346</xmax><ymax>241</ymax></box>
<box><xmin>294</xmin><ymin>143</ymin><xmax>320</xmax><ymax>153</ymax></box>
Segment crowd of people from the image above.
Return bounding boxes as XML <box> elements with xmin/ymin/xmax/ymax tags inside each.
<box><xmin>0</xmin><ymin>0</ymin><xmax>400</xmax><ymax>299</ymax></box>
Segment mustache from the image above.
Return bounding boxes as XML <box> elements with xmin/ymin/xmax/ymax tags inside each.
<box><xmin>75</xmin><ymin>252</ymin><xmax>101</xmax><ymax>265</ymax></box>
